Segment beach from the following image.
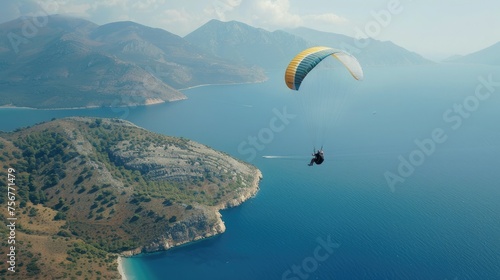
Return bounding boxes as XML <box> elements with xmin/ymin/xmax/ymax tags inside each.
<box><xmin>117</xmin><ymin>256</ymin><xmax>127</xmax><ymax>280</ymax></box>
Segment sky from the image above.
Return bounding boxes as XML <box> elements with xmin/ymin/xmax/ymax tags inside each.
<box><xmin>1</xmin><ymin>0</ymin><xmax>499</xmax><ymax>60</ymax></box>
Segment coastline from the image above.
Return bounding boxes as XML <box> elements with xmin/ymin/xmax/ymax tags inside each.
<box><xmin>217</xmin><ymin>168</ymin><xmax>262</xmax><ymax>210</ymax></box>
<box><xmin>117</xmin><ymin>256</ymin><xmax>128</xmax><ymax>280</ymax></box>
<box><xmin>0</xmin><ymin>96</ymin><xmax>185</xmax><ymax>111</ymax></box>
<box><xmin>118</xmin><ymin>168</ymin><xmax>262</xmax><ymax>278</ymax></box>
<box><xmin>0</xmin><ymin>79</ymin><xmax>266</xmax><ymax>110</ymax></box>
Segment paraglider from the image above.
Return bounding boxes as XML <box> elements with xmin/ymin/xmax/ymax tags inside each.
<box><xmin>284</xmin><ymin>46</ymin><xmax>364</xmax><ymax>166</ymax></box>
<box><xmin>308</xmin><ymin>148</ymin><xmax>324</xmax><ymax>166</ymax></box>
<box><xmin>285</xmin><ymin>46</ymin><xmax>363</xmax><ymax>91</ymax></box>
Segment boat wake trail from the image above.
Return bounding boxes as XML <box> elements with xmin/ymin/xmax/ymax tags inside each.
<box><xmin>262</xmin><ymin>155</ymin><xmax>309</xmax><ymax>159</ymax></box>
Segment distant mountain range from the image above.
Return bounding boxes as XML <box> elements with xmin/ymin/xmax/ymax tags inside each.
<box><xmin>88</xmin><ymin>20</ymin><xmax>265</xmax><ymax>88</ymax></box>
<box><xmin>184</xmin><ymin>19</ymin><xmax>310</xmax><ymax>69</ymax></box>
<box><xmin>184</xmin><ymin>20</ymin><xmax>433</xmax><ymax>69</ymax></box>
<box><xmin>1</xmin><ymin>15</ymin><xmax>496</xmax><ymax>109</ymax></box>
<box><xmin>445</xmin><ymin>42</ymin><xmax>500</xmax><ymax>65</ymax></box>
<box><xmin>0</xmin><ymin>15</ymin><xmax>265</xmax><ymax>108</ymax></box>
<box><xmin>285</xmin><ymin>27</ymin><xmax>432</xmax><ymax>66</ymax></box>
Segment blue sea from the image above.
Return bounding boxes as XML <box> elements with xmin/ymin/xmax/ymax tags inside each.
<box><xmin>2</xmin><ymin>64</ymin><xmax>500</xmax><ymax>280</ymax></box>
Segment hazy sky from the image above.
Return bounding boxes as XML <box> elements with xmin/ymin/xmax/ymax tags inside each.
<box><xmin>1</xmin><ymin>0</ymin><xmax>499</xmax><ymax>60</ymax></box>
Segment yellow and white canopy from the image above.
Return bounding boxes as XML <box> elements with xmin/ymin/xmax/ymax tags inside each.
<box><xmin>284</xmin><ymin>46</ymin><xmax>364</xmax><ymax>91</ymax></box>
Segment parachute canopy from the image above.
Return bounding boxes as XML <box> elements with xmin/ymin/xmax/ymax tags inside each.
<box><xmin>284</xmin><ymin>46</ymin><xmax>364</xmax><ymax>91</ymax></box>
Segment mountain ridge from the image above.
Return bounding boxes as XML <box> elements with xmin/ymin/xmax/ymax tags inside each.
<box><xmin>0</xmin><ymin>15</ymin><xmax>266</xmax><ymax>109</ymax></box>
<box><xmin>284</xmin><ymin>26</ymin><xmax>433</xmax><ymax>66</ymax></box>
<box><xmin>184</xmin><ymin>19</ymin><xmax>310</xmax><ymax>69</ymax></box>
<box><xmin>185</xmin><ymin>20</ymin><xmax>434</xmax><ymax>68</ymax></box>
<box><xmin>445</xmin><ymin>41</ymin><xmax>500</xmax><ymax>65</ymax></box>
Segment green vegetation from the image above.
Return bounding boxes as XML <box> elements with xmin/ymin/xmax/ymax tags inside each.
<box><xmin>0</xmin><ymin>117</ymin><xmax>260</xmax><ymax>279</ymax></box>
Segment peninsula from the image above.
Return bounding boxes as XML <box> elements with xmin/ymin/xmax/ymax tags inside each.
<box><xmin>0</xmin><ymin>117</ymin><xmax>262</xmax><ymax>279</ymax></box>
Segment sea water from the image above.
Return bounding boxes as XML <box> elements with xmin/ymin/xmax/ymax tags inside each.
<box><xmin>2</xmin><ymin>64</ymin><xmax>500</xmax><ymax>280</ymax></box>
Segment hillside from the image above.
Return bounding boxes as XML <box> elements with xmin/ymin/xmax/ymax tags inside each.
<box><xmin>0</xmin><ymin>15</ymin><xmax>265</xmax><ymax>108</ymax></box>
<box><xmin>89</xmin><ymin>20</ymin><xmax>266</xmax><ymax>88</ymax></box>
<box><xmin>0</xmin><ymin>117</ymin><xmax>262</xmax><ymax>279</ymax></box>
<box><xmin>184</xmin><ymin>19</ymin><xmax>310</xmax><ymax>69</ymax></box>
<box><xmin>446</xmin><ymin>41</ymin><xmax>500</xmax><ymax>65</ymax></box>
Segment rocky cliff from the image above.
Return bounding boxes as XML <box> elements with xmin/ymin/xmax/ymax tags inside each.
<box><xmin>121</xmin><ymin>169</ymin><xmax>262</xmax><ymax>256</ymax></box>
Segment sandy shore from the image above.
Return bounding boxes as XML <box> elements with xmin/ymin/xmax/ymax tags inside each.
<box><xmin>117</xmin><ymin>256</ymin><xmax>128</xmax><ymax>280</ymax></box>
<box><xmin>0</xmin><ymin>96</ymin><xmax>184</xmax><ymax>110</ymax></box>
<box><xmin>0</xmin><ymin>104</ymin><xmax>102</xmax><ymax>110</ymax></box>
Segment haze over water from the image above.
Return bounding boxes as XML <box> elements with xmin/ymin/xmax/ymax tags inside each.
<box><xmin>2</xmin><ymin>65</ymin><xmax>500</xmax><ymax>279</ymax></box>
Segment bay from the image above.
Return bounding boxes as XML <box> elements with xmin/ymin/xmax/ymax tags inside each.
<box><xmin>2</xmin><ymin>64</ymin><xmax>500</xmax><ymax>280</ymax></box>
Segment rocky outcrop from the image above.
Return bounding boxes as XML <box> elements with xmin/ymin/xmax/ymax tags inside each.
<box><xmin>220</xmin><ymin>169</ymin><xmax>262</xmax><ymax>209</ymax></box>
<box><xmin>121</xmin><ymin>169</ymin><xmax>262</xmax><ymax>256</ymax></box>
<box><xmin>120</xmin><ymin>208</ymin><xmax>226</xmax><ymax>256</ymax></box>
<box><xmin>160</xmin><ymin>169</ymin><xmax>262</xmax><ymax>250</ymax></box>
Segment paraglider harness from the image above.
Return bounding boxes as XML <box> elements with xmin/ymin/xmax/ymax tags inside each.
<box><xmin>309</xmin><ymin>147</ymin><xmax>324</xmax><ymax>166</ymax></box>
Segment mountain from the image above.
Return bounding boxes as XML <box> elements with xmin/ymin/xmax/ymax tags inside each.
<box><xmin>0</xmin><ymin>117</ymin><xmax>261</xmax><ymax>279</ymax></box>
<box><xmin>0</xmin><ymin>15</ymin><xmax>265</xmax><ymax>109</ymax></box>
<box><xmin>89</xmin><ymin>21</ymin><xmax>265</xmax><ymax>88</ymax></box>
<box><xmin>0</xmin><ymin>15</ymin><xmax>184</xmax><ymax>108</ymax></box>
<box><xmin>446</xmin><ymin>41</ymin><xmax>500</xmax><ymax>65</ymax></box>
<box><xmin>186</xmin><ymin>20</ymin><xmax>432</xmax><ymax>68</ymax></box>
<box><xmin>286</xmin><ymin>27</ymin><xmax>433</xmax><ymax>66</ymax></box>
<box><xmin>184</xmin><ymin>19</ymin><xmax>310</xmax><ymax>69</ymax></box>
<box><xmin>0</xmin><ymin>15</ymin><xmax>437</xmax><ymax>109</ymax></box>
